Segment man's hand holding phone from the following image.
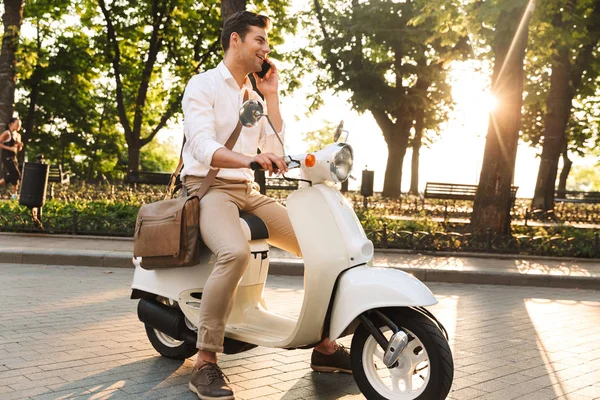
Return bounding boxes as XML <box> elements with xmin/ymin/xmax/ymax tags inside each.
<box><xmin>254</xmin><ymin>58</ymin><xmax>278</xmax><ymax>96</ymax></box>
<box><xmin>256</xmin><ymin>59</ymin><xmax>271</xmax><ymax>79</ymax></box>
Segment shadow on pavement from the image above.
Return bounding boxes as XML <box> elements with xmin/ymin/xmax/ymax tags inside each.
<box><xmin>32</xmin><ymin>357</ymin><xmax>188</xmax><ymax>399</ymax></box>
<box><xmin>434</xmin><ymin>283</ymin><xmax>600</xmax><ymax>399</ymax></box>
<box><xmin>279</xmin><ymin>371</ymin><xmax>361</xmax><ymax>399</ymax></box>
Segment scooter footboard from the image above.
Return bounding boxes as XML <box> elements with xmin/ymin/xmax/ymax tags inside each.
<box><xmin>328</xmin><ymin>266</ymin><xmax>437</xmax><ymax>341</ymax></box>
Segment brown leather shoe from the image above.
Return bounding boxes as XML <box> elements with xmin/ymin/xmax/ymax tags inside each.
<box><xmin>189</xmin><ymin>362</ymin><xmax>234</xmax><ymax>400</ymax></box>
<box><xmin>310</xmin><ymin>344</ymin><xmax>352</xmax><ymax>374</ymax></box>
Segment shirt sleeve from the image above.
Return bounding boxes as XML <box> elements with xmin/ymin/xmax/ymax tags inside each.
<box><xmin>258</xmin><ymin>101</ymin><xmax>285</xmax><ymax>156</ymax></box>
<box><xmin>182</xmin><ymin>74</ymin><xmax>225</xmax><ymax>168</ymax></box>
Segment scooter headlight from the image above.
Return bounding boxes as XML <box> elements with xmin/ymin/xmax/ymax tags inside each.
<box><xmin>330</xmin><ymin>144</ymin><xmax>353</xmax><ymax>182</ymax></box>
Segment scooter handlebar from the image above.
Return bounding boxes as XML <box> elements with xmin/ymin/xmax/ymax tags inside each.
<box><xmin>249</xmin><ymin>161</ymin><xmax>279</xmax><ymax>171</ymax></box>
<box><xmin>249</xmin><ymin>157</ymin><xmax>300</xmax><ymax>171</ymax></box>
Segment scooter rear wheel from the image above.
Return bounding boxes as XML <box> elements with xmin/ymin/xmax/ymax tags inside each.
<box><xmin>145</xmin><ymin>324</ymin><xmax>198</xmax><ymax>360</ymax></box>
<box><xmin>351</xmin><ymin>308</ymin><xmax>453</xmax><ymax>400</ymax></box>
<box><xmin>144</xmin><ymin>297</ymin><xmax>198</xmax><ymax>360</ymax></box>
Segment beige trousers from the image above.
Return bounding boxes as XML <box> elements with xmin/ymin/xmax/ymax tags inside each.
<box><xmin>184</xmin><ymin>177</ymin><xmax>301</xmax><ymax>352</ymax></box>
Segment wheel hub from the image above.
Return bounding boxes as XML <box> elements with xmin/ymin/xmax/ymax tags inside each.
<box><xmin>362</xmin><ymin>328</ymin><xmax>430</xmax><ymax>399</ymax></box>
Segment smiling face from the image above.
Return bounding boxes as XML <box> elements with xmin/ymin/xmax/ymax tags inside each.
<box><xmin>233</xmin><ymin>26</ymin><xmax>270</xmax><ymax>74</ymax></box>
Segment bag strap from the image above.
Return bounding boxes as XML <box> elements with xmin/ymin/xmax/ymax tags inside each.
<box><xmin>165</xmin><ymin>88</ymin><xmax>250</xmax><ymax>200</ymax></box>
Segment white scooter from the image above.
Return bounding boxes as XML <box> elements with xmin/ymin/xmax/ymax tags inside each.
<box><xmin>131</xmin><ymin>100</ymin><xmax>454</xmax><ymax>400</ymax></box>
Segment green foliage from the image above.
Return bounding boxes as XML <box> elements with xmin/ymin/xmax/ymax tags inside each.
<box><xmin>567</xmin><ymin>163</ymin><xmax>600</xmax><ymax>191</ymax></box>
<box><xmin>521</xmin><ymin>0</ymin><xmax>600</xmax><ymax>157</ymax></box>
<box><xmin>302</xmin><ymin>120</ymin><xmax>337</xmax><ymax>153</ymax></box>
<box><xmin>15</xmin><ymin>0</ymin><xmax>124</xmax><ymax>180</ymax></box>
<box><xmin>0</xmin><ymin>184</ymin><xmax>598</xmax><ymax>258</ymax></box>
<box><xmin>355</xmin><ymin>208</ymin><xmax>442</xmax><ymax>233</ymax></box>
<box><xmin>80</xmin><ymin>0</ymin><xmax>224</xmax><ymax>170</ymax></box>
<box><xmin>13</xmin><ymin>0</ymin><xmax>296</xmax><ymax>176</ymax></box>
<box><xmin>140</xmin><ymin>135</ymin><xmax>180</xmax><ymax>172</ymax></box>
<box><xmin>295</xmin><ymin>0</ymin><xmax>469</xmax><ymax>196</ymax></box>
<box><xmin>0</xmin><ymin>198</ymin><xmax>139</xmax><ymax>235</ymax></box>
<box><xmin>305</xmin><ymin>0</ymin><xmax>463</xmax><ymax>115</ymax></box>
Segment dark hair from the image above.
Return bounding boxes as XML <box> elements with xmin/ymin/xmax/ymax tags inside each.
<box><xmin>221</xmin><ymin>11</ymin><xmax>271</xmax><ymax>52</ymax></box>
<box><xmin>7</xmin><ymin>117</ymin><xmax>20</xmax><ymax>127</ymax></box>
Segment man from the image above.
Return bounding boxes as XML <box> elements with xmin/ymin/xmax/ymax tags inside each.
<box><xmin>181</xmin><ymin>11</ymin><xmax>351</xmax><ymax>400</ymax></box>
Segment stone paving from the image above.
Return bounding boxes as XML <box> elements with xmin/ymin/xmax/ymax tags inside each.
<box><xmin>0</xmin><ymin>263</ymin><xmax>599</xmax><ymax>400</ymax></box>
<box><xmin>2</xmin><ymin>233</ymin><xmax>600</xmax><ymax>290</ymax></box>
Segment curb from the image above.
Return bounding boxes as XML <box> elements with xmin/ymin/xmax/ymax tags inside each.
<box><xmin>1</xmin><ymin>249</ymin><xmax>598</xmax><ymax>290</ymax></box>
<box><xmin>0</xmin><ymin>250</ymin><xmax>133</xmax><ymax>268</ymax></box>
<box><xmin>1</xmin><ymin>232</ymin><xmax>599</xmax><ymax>264</ymax></box>
<box><xmin>376</xmin><ymin>248</ymin><xmax>600</xmax><ymax>264</ymax></box>
<box><xmin>0</xmin><ymin>232</ymin><xmax>134</xmax><ymax>242</ymax></box>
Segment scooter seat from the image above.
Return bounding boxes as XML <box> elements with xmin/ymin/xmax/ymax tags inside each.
<box><xmin>239</xmin><ymin>212</ymin><xmax>269</xmax><ymax>240</ymax></box>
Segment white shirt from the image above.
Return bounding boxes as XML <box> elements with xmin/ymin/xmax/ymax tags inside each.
<box><xmin>181</xmin><ymin>61</ymin><xmax>285</xmax><ymax>182</ymax></box>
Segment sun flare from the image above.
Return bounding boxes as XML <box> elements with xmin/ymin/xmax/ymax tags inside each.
<box><xmin>482</xmin><ymin>92</ymin><xmax>499</xmax><ymax>113</ymax></box>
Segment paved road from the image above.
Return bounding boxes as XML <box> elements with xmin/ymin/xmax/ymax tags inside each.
<box><xmin>2</xmin><ymin>233</ymin><xmax>599</xmax><ymax>289</ymax></box>
<box><xmin>0</xmin><ymin>263</ymin><xmax>599</xmax><ymax>400</ymax></box>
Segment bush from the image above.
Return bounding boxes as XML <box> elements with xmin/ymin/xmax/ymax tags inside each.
<box><xmin>1</xmin><ymin>184</ymin><xmax>598</xmax><ymax>258</ymax></box>
<box><xmin>0</xmin><ymin>199</ymin><xmax>139</xmax><ymax>236</ymax></box>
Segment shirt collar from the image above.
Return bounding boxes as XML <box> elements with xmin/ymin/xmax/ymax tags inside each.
<box><xmin>217</xmin><ymin>61</ymin><xmax>251</xmax><ymax>91</ymax></box>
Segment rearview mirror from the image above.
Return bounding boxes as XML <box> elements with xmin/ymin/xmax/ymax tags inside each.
<box><xmin>334</xmin><ymin>120</ymin><xmax>344</xmax><ymax>142</ymax></box>
<box><xmin>239</xmin><ymin>100</ymin><xmax>264</xmax><ymax>127</ymax></box>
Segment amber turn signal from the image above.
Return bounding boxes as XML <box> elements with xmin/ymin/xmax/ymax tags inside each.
<box><xmin>305</xmin><ymin>154</ymin><xmax>316</xmax><ymax>167</ymax></box>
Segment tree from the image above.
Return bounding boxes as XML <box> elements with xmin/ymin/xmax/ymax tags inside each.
<box><xmin>87</xmin><ymin>0</ymin><xmax>294</xmax><ymax>175</ymax></box>
<box><xmin>470</xmin><ymin>1</ymin><xmax>534</xmax><ymax>234</ymax></box>
<box><xmin>222</xmin><ymin>0</ymin><xmax>246</xmax><ymax>20</ymax></box>
<box><xmin>310</xmin><ymin>0</ymin><xmax>466</xmax><ymax>198</ymax></box>
<box><xmin>409</xmin><ymin>70</ymin><xmax>452</xmax><ymax>195</ymax></box>
<box><xmin>0</xmin><ymin>0</ymin><xmax>24</xmax><ymax>132</ymax></box>
<box><xmin>85</xmin><ymin>0</ymin><xmax>223</xmax><ymax>174</ymax></box>
<box><xmin>14</xmin><ymin>0</ymin><xmax>125</xmax><ymax>179</ymax></box>
<box><xmin>526</xmin><ymin>0</ymin><xmax>600</xmax><ymax>210</ymax></box>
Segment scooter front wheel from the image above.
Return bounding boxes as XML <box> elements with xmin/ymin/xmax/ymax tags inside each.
<box><xmin>351</xmin><ymin>308</ymin><xmax>453</xmax><ymax>400</ymax></box>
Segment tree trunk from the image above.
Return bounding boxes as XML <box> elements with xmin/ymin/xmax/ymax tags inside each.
<box><xmin>530</xmin><ymin>1</ymin><xmax>600</xmax><ymax>209</ymax></box>
<box><xmin>372</xmin><ymin>108</ymin><xmax>411</xmax><ymax>198</ymax></box>
<box><xmin>557</xmin><ymin>148</ymin><xmax>572</xmax><ymax>197</ymax></box>
<box><xmin>20</xmin><ymin>60</ymin><xmax>42</xmax><ymax>166</ymax></box>
<box><xmin>221</xmin><ymin>0</ymin><xmax>246</xmax><ymax>20</ymax></box>
<box><xmin>410</xmin><ymin>109</ymin><xmax>424</xmax><ymax>195</ymax></box>
<box><xmin>0</xmin><ymin>0</ymin><xmax>24</xmax><ymax>132</ymax></box>
<box><xmin>127</xmin><ymin>145</ymin><xmax>141</xmax><ymax>175</ymax></box>
<box><xmin>470</xmin><ymin>2</ymin><xmax>532</xmax><ymax>234</ymax></box>
<box><xmin>530</xmin><ymin>48</ymin><xmax>572</xmax><ymax>211</ymax></box>
<box><xmin>381</xmin><ymin>135</ymin><xmax>409</xmax><ymax>198</ymax></box>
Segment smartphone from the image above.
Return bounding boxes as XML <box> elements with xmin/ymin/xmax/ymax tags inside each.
<box><xmin>256</xmin><ymin>60</ymin><xmax>271</xmax><ymax>79</ymax></box>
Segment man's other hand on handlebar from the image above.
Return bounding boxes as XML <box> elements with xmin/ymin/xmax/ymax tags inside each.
<box><xmin>250</xmin><ymin>152</ymin><xmax>288</xmax><ymax>175</ymax></box>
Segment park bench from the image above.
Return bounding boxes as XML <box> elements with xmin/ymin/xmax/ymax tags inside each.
<box><xmin>424</xmin><ymin>182</ymin><xmax>519</xmax><ymax>201</ymax></box>
<box><xmin>124</xmin><ymin>171</ymin><xmax>180</xmax><ymax>186</ymax></box>
<box><xmin>125</xmin><ymin>173</ymin><xmax>293</xmax><ymax>192</ymax></box>
<box><xmin>265</xmin><ymin>177</ymin><xmax>299</xmax><ymax>191</ymax></box>
<box><xmin>554</xmin><ymin>190</ymin><xmax>600</xmax><ymax>204</ymax></box>
<box><xmin>48</xmin><ymin>164</ymin><xmax>70</xmax><ymax>185</ymax></box>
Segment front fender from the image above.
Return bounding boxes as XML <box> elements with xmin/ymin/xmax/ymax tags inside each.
<box><xmin>328</xmin><ymin>266</ymin><xmax>437</xmax><ymax>340</ymax></box>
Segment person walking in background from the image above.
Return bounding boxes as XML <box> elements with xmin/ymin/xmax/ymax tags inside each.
<box><xmin>0</xmin><ymin>117</ymin><xmax>23</xmax><ymax>199</ymax></box>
